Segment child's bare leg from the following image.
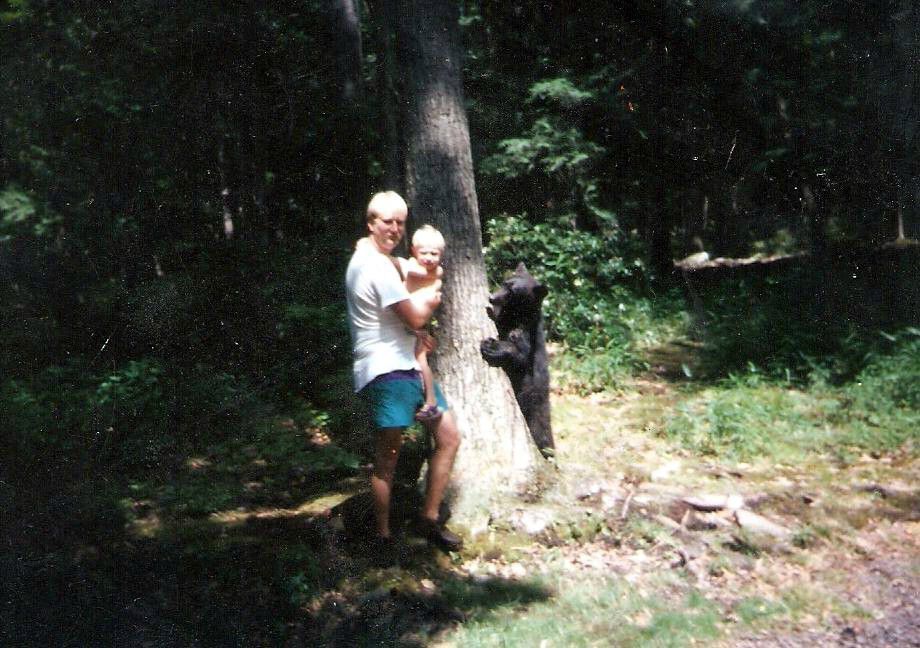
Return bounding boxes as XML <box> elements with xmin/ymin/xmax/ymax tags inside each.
<box><xmin>416</xmin><ymin>346</ymin><xmax>437</xmax><ymax>409</ymax></box>
<box><xmin>413</xmin><ymin>332</ymin><xmax>441</xmax><ymax>422</ymax></box>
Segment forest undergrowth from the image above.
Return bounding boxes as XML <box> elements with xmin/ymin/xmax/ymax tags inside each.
<box><xmin>4</xmin><ymin>326</ymin><xmax>917</xmax><ymax>647</ymax></box>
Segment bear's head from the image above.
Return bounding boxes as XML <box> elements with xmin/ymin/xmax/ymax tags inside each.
<box><xmin>486</xmin><ymin>263</ymin><xmax>548</xmax><ymax>331</ymax></box>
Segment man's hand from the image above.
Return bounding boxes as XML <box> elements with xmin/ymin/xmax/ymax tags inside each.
<box><xmin>415</xmin><ymin>281</ymin><xmax>442</xmax><ymax>312</ymax></box>
<box><xmin>425</xmin><ymin>279</ymin><xmax>443</xmax><ymax>299</ymax></box>
<box><xmin>391</xmin><ymin>285</ymin><xmax>441</xmax><ymax>330</ymax></box>
<box><xmin>413</xmin><ymin>329</ymin><xmax>437</xmax><ymax>353</ymax></box>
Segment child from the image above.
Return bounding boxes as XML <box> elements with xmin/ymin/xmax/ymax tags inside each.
<box><xmin>354</xmin><ymin>224</ymin><xmax>446</xmax><ymax>422</ymax></box>
<box><xmin>401</xmin><ymin>225</ymin><xmax>445</xmax><ymax>422</ymax></box>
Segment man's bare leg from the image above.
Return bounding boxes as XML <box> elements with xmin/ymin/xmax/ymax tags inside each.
<box><xmin>371</xmin><ymin>427</ymin><xmax>404</xmax><ymax>538</ymax></box>
<box><xmin>420</xmin><ymin>411</ymin><xmax>460</xmax><ymax>522</ymax></box>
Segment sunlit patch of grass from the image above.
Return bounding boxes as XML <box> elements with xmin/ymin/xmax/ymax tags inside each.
<box><xmin>723</xmin><ymin>587</ymin><xmax>825</xmax><ymax>637</ymax></box>
<box><xmin>444</xmin><ymin>573</ymin><xmax>721</xmax><ymax>648</ymax></box>
<box><xmin>549</xmin><ymin>294</ymin><xmax>689</xmax><ymax>395</ymax></box>
<box><xmin>733</xmin><ymin>595</ymin><xmax>789</xmax><ymax>627</ymax></box>
<box><xmin>663</xmin><ymin>379</ymin><xmax>844</xmax><ymax>462</ymax></box>
<box><xmin>669</xmin><ymin>332</ymin><xmax>920</xmax><ymax>463</ymax></box>
<box><xmin>441</xmin><ymin>575</ymin><xmax>555</xmax><ymax>620</ymax></box>
<box><xmin>620</xmin><ymin>590</ymin><xmax>721</xmax><ymax>647</ymax></box>
<box><xmin>791</xmin><ymin>523</ymin><xmax>832</xmax><ymax>549</ymax></box>
<box><xmin>622</xmin><ymin>517</ymin><xmax>675</xmax><ymax>549</ymax></box>
<box><xmin>550</xmin><ymin>389</ymin><xmax>701</xmax><ymax>487</ymax></box>
<box><xmin>661</xmin><ymin>330</ymin><xmax>920</xmax><ymax>464</ymax></box>
<box><xmin>463</xmin><ymin>531</ymin><xmax>535</xmax><ymax>563</ymax></box>
<box><xmin>778</xmin><ymin>585</ymin><xmax>824</xmax><ymax>623</ymax></box>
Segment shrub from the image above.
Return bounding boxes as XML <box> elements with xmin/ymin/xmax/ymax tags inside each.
<box><xmin>832</xmin><ymin>331</ymin><xmax>920</xmax><ymax>449</ymax></box>
<box><xmin>848</xmin><ymin>331</ymin><xmax>920</xmax><ymax>409</ymax></box>
<box><xmin>664</xmin><ymin>332</ymin><xmax>920</xmax><ymax>460</ymax></box>
<box><xmin>485</xmin><ymin>215</ymin><xmax>659</xmax><ymax>389</ymax></box>
<box><xmin>1</xmin><ymin>361</ymin><xmax>101</xmax><ymax>483</ymax></box>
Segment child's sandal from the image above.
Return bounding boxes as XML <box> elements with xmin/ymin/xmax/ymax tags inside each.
<box><xmin>415</xmin><ymin>404</ymin><xmax>443</xmax><ymax>423</ymax></box>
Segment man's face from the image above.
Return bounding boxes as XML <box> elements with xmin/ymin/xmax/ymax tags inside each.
<box><xmin>412</xmin><ymin>245</ymin><xmax>442</xmax><ymax>271</ymax></box>
<box><xmin>367</xmin><ymin>208</ymin><xmax>407</xmax><ymax>254</ymax></box>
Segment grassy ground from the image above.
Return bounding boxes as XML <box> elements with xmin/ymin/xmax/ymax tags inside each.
<box><xmin>442</xmin><ymin>381</ymin><xmax>918</xmax><ymax>647</ymax></box>
<box><xmin>3</xmin><ymin>340</ymin><xmax>918</xmax><ymax>646</ymax></box>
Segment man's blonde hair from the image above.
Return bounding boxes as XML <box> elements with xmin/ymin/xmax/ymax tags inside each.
<box><xmin>411</xmin><ymin>224</ymin><xmax>445</xmax><ymax>250</ymax></box>
<box><xmin>366</xmin><ymin>191</ymin><xmax>408</xmax><ymax>223</ymax></box>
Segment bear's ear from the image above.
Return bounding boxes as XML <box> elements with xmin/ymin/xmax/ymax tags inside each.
<box><xmin>515</xmin><ymin>262</ymin><xmax>528</xmax><ymax>274</ymax></box>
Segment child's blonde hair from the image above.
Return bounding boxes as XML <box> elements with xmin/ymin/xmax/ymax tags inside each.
<box><xmin>411</xmin><ymin>224</ymin><xmax>445</xmax><ymax>250</ymax></box>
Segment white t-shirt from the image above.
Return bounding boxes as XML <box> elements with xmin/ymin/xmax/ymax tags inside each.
<box><xmin>345</xmin><ymin>244</ymin><xmax>419</xmax><ymax>391</ymax></box>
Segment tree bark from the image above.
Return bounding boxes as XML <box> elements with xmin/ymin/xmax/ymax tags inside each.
<box><xmin>394</xmin><ymin>0</ymin><xmax>543</xmax><ymax>531</ymax></box>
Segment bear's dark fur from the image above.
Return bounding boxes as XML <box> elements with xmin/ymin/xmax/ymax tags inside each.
<box><xmin>480</xmin><ymin>263</ymin><xmax>554</xmax><ymax>455</ymax></box>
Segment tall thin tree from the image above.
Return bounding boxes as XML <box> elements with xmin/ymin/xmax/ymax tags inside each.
<box><xmin>327</xmin><ymin>0</ymin><xmax>367</xmax><ymax>227</ymax></box>
<box><xmin>890</xmin><ymin>1</ymin><xmax>920</xmax><ymax>240</ymax></box>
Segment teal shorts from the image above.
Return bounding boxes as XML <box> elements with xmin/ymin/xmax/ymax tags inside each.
<box><xmin>359</xmin><ymin>370</ymin><xmax>449</xmax><ymax>429</ymax></box>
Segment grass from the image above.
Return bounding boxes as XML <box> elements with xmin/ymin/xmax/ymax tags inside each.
<box><xmin>662</xmin><ymin>338</ymin><xmax>920</xmax><ymax>462</ymax></box>
<box><xmin>734</xmin><ymin>595</ymin><xmax>789</xmax><ymax>626</ymax></box>
<box><xmin>445</xmin><ymin>574</ymin><xmax>721</xmax><ymax>648</ymax></box>
<box><xmin>5</xmin><ymin>298</ymin><xmax>918</xmax><ymax>646</ymax></box>
<box><xmin>663</xmin><ymin>380</ymin><xmax>841</xmax><ymax>461</ymax></box>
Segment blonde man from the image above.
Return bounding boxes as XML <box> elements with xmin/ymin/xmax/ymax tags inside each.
<box><xmin>345</xmin><ymin>192</ymin><xmax>462</xmax><ymax>560</ymax></box>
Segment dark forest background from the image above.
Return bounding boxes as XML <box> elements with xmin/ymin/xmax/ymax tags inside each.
<box><xmin>2</xmin><ymin>1</ymin><xmax>919</xmax><ymax>644</ymax></box>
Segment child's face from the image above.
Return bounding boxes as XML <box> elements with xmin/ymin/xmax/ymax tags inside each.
<box><xmin>413</xmin><ymin>244</ymin><xmax>443</xmax><ymax>270</ymax></box>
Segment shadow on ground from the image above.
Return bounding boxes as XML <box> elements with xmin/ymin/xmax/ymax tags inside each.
<box><xmin>1</xmin><ymin>463</ymin><xmax>551</xmax><ymax>647</ymax></box>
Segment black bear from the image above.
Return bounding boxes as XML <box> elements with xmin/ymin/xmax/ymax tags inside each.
<box><xmin>480</xmin><ymin>263</ymin><xmax>554</xmax><ymax>455</ymax></box>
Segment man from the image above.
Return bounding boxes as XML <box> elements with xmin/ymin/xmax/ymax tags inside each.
<box><xmin>345</xmin><ymin>191</ymin><xmax>462</xmax><ymax>557</ymax></box>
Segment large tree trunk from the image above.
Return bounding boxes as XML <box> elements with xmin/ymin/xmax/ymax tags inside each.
<box><xmin>394</xmin><ymin>0</ymin><xmax>543</xmax><ymax>531</ymax></box>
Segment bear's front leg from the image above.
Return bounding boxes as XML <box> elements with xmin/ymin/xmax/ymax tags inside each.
<box><xmin>480</xmin><ymin>336</ymin><xmax>513</xmax><ymax>367</ymax></box>
<box><xmin>480</xmin><ymin>329</ymin><xmax>531</xmax><ymax>370</ymax></box>
<box><xmin>503</xmin><ymin>329</ymin><xmax>531</xmax><ymax>370</ymax></box>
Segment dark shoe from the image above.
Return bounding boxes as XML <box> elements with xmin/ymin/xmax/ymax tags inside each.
<box><xmin>412</xmin><ymin>516</ymin><xmax>463</xmax><ymax>552</ymax></box>
<box><xmin>415</xmin><ymin>404</ymin><xmax>443</xmax><ymax>423</ymax></box>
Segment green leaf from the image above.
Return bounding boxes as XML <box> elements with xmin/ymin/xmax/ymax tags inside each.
<box><xmin>527</xmin><ymin>78</ymin><xmax>594</xmax><ymax>107</ymax></box>
<box><xmin>0</xmin><ymin>186</ymin><xmax>36</xmax><ymax>224</ymax></box>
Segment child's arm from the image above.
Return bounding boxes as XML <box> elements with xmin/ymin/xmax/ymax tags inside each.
<box><xmin>411</xmin><ymin>328</ymin><xmax>436</xmax><ymax>352</ymax></box>
<box><xmin>403</xmin><ymin>257</ymin><xmax>429</xmax><ymax>280</ymax></box>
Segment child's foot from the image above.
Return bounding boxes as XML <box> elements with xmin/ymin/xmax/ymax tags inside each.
<box><xmin>415</xmin><ymin>404</ymin><xmax>443</xmax><ymax>423</ymax></box>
